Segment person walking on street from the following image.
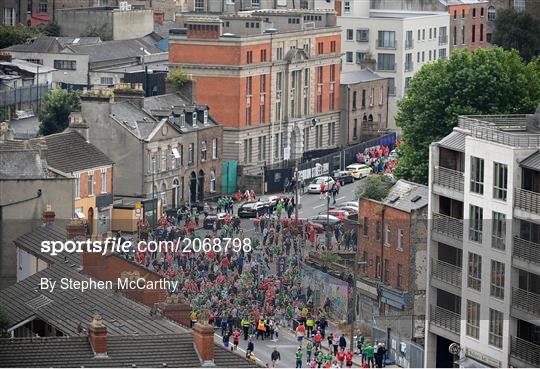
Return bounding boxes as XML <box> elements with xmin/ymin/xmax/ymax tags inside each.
<box><xmin>271</xmin><ymin>347</ymin><xmax>281</xmax><ymax>368</ymax></box>
<box><xmin>338</xmin><ymin>334</ymin><xmax>347</xmax><ymax>351</ymax></box>
<box><xmin>247</xmin><ymin>338</ymin><xmax>254</xmax><ymax>358</ymax></box>
<box><xmin>332</xmin><ymin>335</ymin><xmax>339</xmax><ymax>356</ymax></box>
<box><xmin>375</xmin><ymin>342</ymin><xmax>386</xmax><ymax>368</ymax></box>
<box><xmin>306</xmin><ymin>341</ymin><xmax>313</xmax><ymax>363</ymax></box>
<box><xmin>362</xmin><ymin>341</ymin><xmax>375</xmax><ymax>368</ymax></box>
<box><xmin>295</xmin><ymin>347</ymin><xmax>304</xmax><ymax>368</ymax></box>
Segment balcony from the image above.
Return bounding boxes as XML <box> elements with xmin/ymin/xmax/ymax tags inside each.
<box><xmin>376</xmin><ymin>40</ymin><xmax>397</xmax><ymax>49</ymax></box>
<box><xmin>512</xmin><ymin>288</ymin><xmax>540</xmax><ymax>318</ymax></box>
<box><xmin>376</xmin><ymin>63</ymin><xmax>397</xmax><ymax>72</ymax></box>
<box><xmin>513</xmin><ymin>236</ymin><xmax>540</xmax><ymax>267</ymax></box>
<box><xmin>405</xmin><ymin>39</ymin><xmax>414</xmax><ymax>49</ymax></box>
<box><xmin>432</xmin><ymin>213</ymin><xmax>463</xmax><ymax>241</ymax></box>
<box><xmin>515</xmin><ymin>188</ymin><xmax>540</xmax><ymax>215</ymax></box>
<box><xmin>511</xmin><ymin>336</ymin><xmax>540</xmax><ymax>367</ymax></box>
<box><xmin>430</xmin><ymin>305</ymin><xmax>461</xmax><ymax>335</ymax></box>
<box><xmin>438</xmin><ymin>35</ymin><xmax>448</xmax><ymax>45</ymax></box>
<box><xmin>404</xmin><ymin>61</ymin><xmax>414</xmax><ymax>72</ymax></box>
<box><xmin>431</xmin><ymin>258</ymin><xmax>462</xmax><ymax>288</ymax></box>
<box><xmin>433</xmin><ymin>167</ymin><xmax>464</xmax><ymax>192</ymax></box>
<box><xmin>0</xmin><ymin>83</ymin><xmax>51</xmax><ymax>107</ymax></box>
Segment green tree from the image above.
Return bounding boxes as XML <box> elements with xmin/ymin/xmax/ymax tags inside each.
<box><xmin>81</xmin><ymin>24</ymin><xmax>112</xmax><ymax>41</ymax></box>
<box><xmin>38</xmin><ymin>88</ymin><xmax>81</xmax><ymax>136</ymax></box>
<box><xmin>42</xmin><ymin>22</ymin><xmax>61</xmax><ymax>36</ymax></box>
<box><xmin>493</xmin><ymin>8</ymin><xmax>540</xmax><ymax>62</ymax></box>
<box><xmin>167</xmin><ymin>67</ymin><xmax>190</xmax><ymax>89</ymax></box>
<box><xmin>354</xmin><ymin>175</ymin><xmax>392</xmax><ymax>201</ymax></box>
<box><xmin>395</xmin><ymin>47</ymin><xmax>540</xmax><ymax>184</ymax></box>
<box><xmin>0</xmin><ymin>306</ymin><xmax>10</xmax><ymax>338</ymax></box>
<box><xmin>0</xmin><ymin>26</ymin><xmax>41</xmax><ymax>49</ymax></box>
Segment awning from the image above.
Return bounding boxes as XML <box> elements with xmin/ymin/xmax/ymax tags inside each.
<box><xmin>455</xmin><ymin>356</ymin><xmax>489</xmax><ymax>368</ymax></box>
<box><xmin>439</xmin><ymin>131</ymin><xmax>466</xmax><ymax>152</ymax></box>
<box><xmin>74</xmin><ymin>208</ymin><xmax>85</xmax><ymax>219</ymax></box>
<box><xmin>520</xmin><ymin>150</ymin><xmax>540</xmax><ymax>171</ymax></box>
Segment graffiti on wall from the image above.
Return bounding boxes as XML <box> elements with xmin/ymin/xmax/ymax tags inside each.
<box><xmin>301</xmin><ymin>265</ymin><xmax>349</xmax><ymax>320</ymax></box>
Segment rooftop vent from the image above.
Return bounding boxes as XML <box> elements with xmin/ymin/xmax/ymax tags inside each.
<box><xmin>411</xmin><ymin>195</ymin><xmax>422</xmax><ymax>203</ymax></box>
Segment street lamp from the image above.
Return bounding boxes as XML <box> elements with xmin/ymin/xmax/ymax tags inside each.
<box><xmin>152</xmin><ymin>155</ymin><xmax>157</xmax><ymax>228</ymax></box>
<box><xmin>294</xmin><ymin>167</ymin><xmax>299</xmax><ymax>221</ymax></box>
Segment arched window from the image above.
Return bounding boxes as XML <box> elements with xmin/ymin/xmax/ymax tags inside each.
<box><xmin>210</xmin><ymin>169</ymin><xmax>216</xmax><ymax>193</ymax></box>
<box><xmin>160</xmin><ymin>182</ymin><xmax>167</xmax><ymax>208</ymax></box>
<box><xmin>368</xmin><ymin>114</ymin><xmax>373</xmax><ymax>122</ymax></box>
<box><xmin>363</xmin><ymin>114</ymin><xmax>367</xmax><ymax>122</ymax></box>
<box><xmin>488</xmin><ymin>6</ymin><xmax>496</xmax><ymax>21</ymax></box>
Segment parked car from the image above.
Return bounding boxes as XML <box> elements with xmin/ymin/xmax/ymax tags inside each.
<box><xmin>320</xmin><ymin>209</ymin><xmax>351</xmax><ymax>220</ymax></box>
<box><xmin>263</xmin><ymin>195</ymin><xmax>281</xmax><ymax>210</ymax></box>
<box><xmin>203</xmin><ymin>212</ymin><xmax>227</xmax><ymax>229</ymax></box>
<box><xmin>333</xmin><ymin>170</ymin><xmax>354</xmax><ymax>185</ymax></box>
<box><xmin>337</xmin><ymin>205</ymin><xmax>358</xmax><ymax>216</ymax></box>
<box><xmin>341</xmin><ymin>201</ymin><xmax>359</xmax><ymax>210</ymax></box>
<box><xmin>238</xmin><ymin>201</ymin><xmax>268</xmax><ymax>218</ymax></box>
<box><xmin>308</xmin><ymin>214</ymin><xmax>341</xmax><ymax>225</ymax></box>
<box><xmin>346</xmin><ymin>163</ymin><xmax>373</xmax><ymax>179</ymax></box>
<box><xmin>307</xmin><ymin>176</ymin><xmax>335</xmax><ymax>194</ymax></box>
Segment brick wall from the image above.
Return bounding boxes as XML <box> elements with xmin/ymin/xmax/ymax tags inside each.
<box><xmin>78</xmin><ymin>167</ymin><xmax>113</xmax><ymax>199</ymax></box>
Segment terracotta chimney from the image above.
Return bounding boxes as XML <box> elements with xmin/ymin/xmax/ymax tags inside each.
<box><xmin>66</xmin><ymin>219</ymin><xmax>87</xmax><ymax>240</ymax></box>
<box><xmin>88</xmin><ymin>314</ymin><xmax>108</xmax><ymax>357</ymax></box>
<box><xmin>42</xmin><ymin>205</ymin><xmax>55</xmax><ymax>225</ymax></box>
<box><xmin>157</xmin><ymin>295</ymin><xmax>191</xmax><ymax>326</ymax></box>
<box><xmin>193</xmin><ymin>323</ymin><xmax>214</xmax><ymax>365</ymax></box>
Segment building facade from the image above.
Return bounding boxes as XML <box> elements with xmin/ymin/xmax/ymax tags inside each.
<box><xmin>356</xmin><ymin>180</ymin><xmax>428</xmax><ymax>339</ymax></box>
<box><xmin>340</xmin><ymin>69</ymin><xmax>388</xmax><ymax>146</ymax></box>
<box><xmin>448</xmin><ymin>1</ymin><xmax>489</xmax><ymax>52</ymax></box>
<box><xmin>425</xmin><ymin>111</ymin><xmax>540</xmax><ymax>368</ymax></box>
<box><xmin>338</xmin><ymin>2</ymin><xmax>449</xmax><ymax>129</ymax></box>
<box><xmin>169</xmin><ymin>10</ymin><xmax>342</xmax><ymax>171</ymax></box>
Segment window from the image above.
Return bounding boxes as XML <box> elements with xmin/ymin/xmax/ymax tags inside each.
<box><xmin>346</xmin><ymin>52</ymin><xmax>353</xmax><ymax>63</ymax></box>
<box><xmin>429</xmin><ymin>28</ymin><xmax>432</xmax><ymax>39</ymax></box>
<box><xmin>3</xmin><ymin>8</ymin><xmax>15</xmax><ymax>26</ymax></box>
<box><xmin>356</xmin><ymin>29</ymin><xmax>369</xmax><ymax>42</ymax></box>
<box><xmin>260</xmin><ymin>49</ymin><xmax>267</xmax><ymax>62</ymax></box>
<box><xmin>397</xmin><ymin>229</ymin><xmax>404</xmax><ymax>250</ymax></box>
<box><xmin>405</xmin><ymin>52</ymin><xmax>413</xmax><ymax>71</ymax></box>
<box><xmin>100</xmin><ymin>77</ymin><xmax>113</xmax><ymax>85</ymax></box>
<box><xmin>488</xmin><ymin>6</ymin><xmax>496</xmax><ymax>21</ymax></box>
<box><xmin>480</xmin><ymin>24</ymin><xmax>484</xmax><ymax>42</ymax></box>
<box><xmin>470</xmin><ymin>157</ymin><xmax>484</xmax><ymax>194</ymax></box>
<box><xmin>200</xmin><ymin>141</ymin><xmax>207</xmax><ymax>161</ymax></box>
<box><xmin>422</xmin><ymin>29</ymin><xmax>425</xmax><ymax>40</ymax></box>
<box><xmin>303</xmin><ymin>127</ymin><xmax>309</xmax><ymax>151</ymax></box>
<box><xmin>377</xmin><ymin>31</ymin><xmax>396</xmax><ymax>48</ymax></box>
<box><xmin>353</xmin><ymin>119</ymin><xmax>358</xmax><ymax>139</ymax></box>
<box><xmin>405</xmin><ymin>77</ymin><xmax>411</xmax><ymax>92</ymax></box>
<box><xmin>75</xmin><ymin>176</ymin><xmax>81</xmax><ymax>198</ymax></box>
<box><xmin>375</xmin><ymin>221</ymin><xmax>381</xmax><ymax>241</ymax></box>
<box><xmin>417</xmin><ymin>52</ymin><xmax>420</xmax><ymax>63</ymax></box>
<box><xmin>438</xmin><ymin>48</ymin><xmax>447</xmax><ymax>59</ymax></box>
<box><xmin>472</xmin><ymin>8</ymin><xmax>476</xmax><ymax>17</ymax></box>
<box><xmin>330</xmin><ymin>41</ymin><xmax>336</xmax><ymax>52</ymax></box>
<box><xmin>384</xmin><ymin>224</ymin><xmax>390</xmax><ymax>245</ymax></box>
<box><xmin>344</xmin><ymin>1</ymin><xmax>350</xmax><ymax>13</ymax></box>
<box><xmin>38</xmin><ymin>0</ymin><xmax>48</xmax><ymax>13</ymax></box>
<box><xmin>469</xmin><ymin>205</ymin><xmax>483</xmax><ymax>243</ymax></box>
<box><xmin>493</xmin><ymin>162</ymin><xmax>508</xmax><ymax>201</ymax></box>
<box><xmin>492</xmin><ymin>212</ymin><xmax>506</xmax><ymax>250</ymax></box>
<box><xmin>87</xmin><ymin>173</ymin><xmax>94</xmax><ymax>196</ymax></box>
<box><xmin>101</xmin><ymin>171</ymin><xmax>107</xmax><ymax>193</ymax></box>
<box><xmin>363</xmin><ymin>217</ymin><xmax>369</xmax><ymax>236</ymax></box>
<box><xmin>161</xmin><ymin>148</ymin><xmax>167</xmax><ymax>171</ymax></box>
<box><xmin>405</xmin><ymin>30</ymin><xmax>413</xmax><ymax>48</ymax></box>
<box><xmin>276</xmin><ymin>47</ymin><xmax>283</xmax><ymax>60</ymax></box>
<box><xmin>462</xmin><ymin>9</ymin><xmax>465</xmax><ymax>18</ymax></box>
<box><xmin>379</xmin><ymin>86</ymin><xmax>384</xmax><ymax>105</ymax></box>
<box><xmin>472</xmin><ymin>24</ymin><xmax>476</xmax><ymax>43</ymax></box>
<box><xmin>422</xmin><ymin>51</ymin><xmax>425</xmax><ymax>62</ymax></box>
<box><xmin>369</xmin><ymin>87</ymin><xmax>374</xmax><ymax>106</ymax></box>
<box><xmin>429</xmin><ymin>50</ymin><xmax>432</xmax><ymax>61</ymax></box>
<box><xmin>417</xmin><ymin>29</ymin><xmax>421</xmax><ymax>41</ymax></box>
<box><xmin>490</xmin><ymin>260</ymin><xmax>505</xmax><ymax>299</ymax></box>
<box><xmin>375</xmin><ymin>256</ymin><xmax>381</xmax><ymax>278</ymax></box>
<box><xmin>377</xmin><ymin>53</ymin><xmax>395</xmax><ymax>71</ymax></box>
<box><xmin>466</xmin><ymin>300</ymin><xmax>480</xmax><ymax>339</ymax></box>
<box><xmin>315</xmin><ymin>125</ymin><xmax>323</xmax><ymax>147</ymax></box>
<box><xmin>453</xmin><ymin>10</ymin><xmax>457</xmax><ymax>19</ymax></box>
<box><xmin>467</xmin><ymin>252</ymin><xmax>482</xmax><ymax>291</ymax></box>
<box><xmin>317</xmin><ymin>42</ymin><xmax>324</xmax><ymax>54</ymax></box>
<box><xmin>244</xmin><ymin>138</ymin><xmax>253</xmax><ymax>163</ymax></box>
<box><xmin>212</xmin><ymin>138</ymin><xmax>218</xmax><ymax>159</ymax></box>
<box><xmin>53</xmin><ymin>60</ymin><xmax>76</xmax><ymax>70</ymax></box>
<box><xmin>274</xmin><ymin>133</ymin><xmax>280</xmax><ymax>159</ymax></box>
<box><xmin>346</xmin><ymin>29</ymin><xmax>354</xmax><ymax>41</ymax></box>
<box><xmin>387</xmin><ymin>78</ymin><xmax>395</xmax><ymax>95</ymax></box>
<box><xmin>362</xmin><ymin>251</ymin><xmax>368</xmax><ymax>273</ymax></box>
<box><xmin>188</xmin><ymin>143</ymin><xmax>194</xmax><ymax>164</ymax></box>
<box><xmin>210</xmin><ymin>169</ymin><xmax>216</xmax><ymax>192</ymax></box>
<box><xmin>246</xmin><ymin>50</ymin><xmax>253</xmax><ymax>64</ymax></box>
<box><xmin>481</xmin><ymin>7</ymin><xmax>484</xmax><ymax>17</ymax></box>
<box><xmin>489</xmin><ymin>309</ymin><xmax>503</xmax><ymax>348</ymax></box>
<box><xmin>361</xmin><ymin>89</ymin><xmax>366</xmax><ymax>108</ymax></box>
<box><xmin>461</xmin><ymin>25</ymin><xmax>465</xmax><ymax>44</ymax></box>
<box><xmin>397</xmin><ymin>264</ymin><xmax>403</xmax><ymax>288</ymax></box>
<box><xmin>453</xmin><ymin>26</ymin><xmax>457</xmax><ymax>45</ymax></box>
<box><xmin>171</xmin><ymin>148</ymin><xmax>177</xmax><ymax>169</ymax></box>
<box><xmin>384</xmin><ymin>259</ymin><xmax>390</xmax><ymax>283</ymax></box>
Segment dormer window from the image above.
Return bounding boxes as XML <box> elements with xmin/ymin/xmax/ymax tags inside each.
<box><xmin>203</xmin><ymin>110</ymin><xmax>208</xmax><ymax>125</ymax></box>
<box><xmin>192</xmin><ymin>112</ymin><xmax>197</xmax><ymax>126</ymax></box>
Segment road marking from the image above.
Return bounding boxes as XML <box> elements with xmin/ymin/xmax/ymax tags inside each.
<box><xmin>313</xmin><ymin>204</ymin><xmax>325</xmax><ymax>209</ymax></box>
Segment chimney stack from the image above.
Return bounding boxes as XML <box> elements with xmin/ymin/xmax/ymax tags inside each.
<box><xmin>113</xmin><ymin>83</ymin><xmax>145</xmax><ymax>108</ymax></box>
<box><xmin>193</xmin><ymin>323</ymin><xmax>214</xmax><ymax>366</ymax></box>
<box><xmin>88</xmin><ymin>314</ymin><xmax>108</xmax><ymax>357</ymax></box>
<box><xmin>66</xmin><ymin>219</ymin><xmax>87</xmax><ymax>239</ymax></box>
<box><xmin>67</xmin><ymin>112</ymin><xmax>89</xmax><ymax>142</ymax></box>
<box><xmin>42</xmin><ymin>205</ymin><xmax>55</xmax><ymax>225</ymax></box>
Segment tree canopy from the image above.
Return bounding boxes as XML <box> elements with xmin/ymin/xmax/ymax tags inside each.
<box><xmin>492</xmin><ymin>8</ymin><xmax>540</xmax><ymax>62</ymax></box>
<box><xmin>395</xmin><ymin>47</ymin><xmax>540</xmax><ymax>184</ymax></box>
<box><xmin>38</xmin><ymin>88</ymin><xmax>81</xmax><ymax>136</ymax></box>
<box><xmin>355</xmin><ymin>175</ymin><xmax>393</xmax><ymax>201</ymax></box>
<box><xmin>0</xmin><ymin>26</ymin><xmax>41</xmax><ymax>49</ymax></box>
<box><xmin>167</xmin><ymin>67</ymin><xmax>190</xmax><ymax>90</ymax></box>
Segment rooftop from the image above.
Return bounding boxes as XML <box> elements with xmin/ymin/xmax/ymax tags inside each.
<box><xmin>0</xmin><ymin>148</ymin><xmax>47</xmax><ymax>179</ymax></box>
<box><xmin>368</xmin><ymin>9</ymin><xmax>449</xmax><ymax>19</ymax></box>
<box><xmin>382</xmin><ymin>179</ymin><xmax>428</xmax><ymax>213</ymax></box>
<box><xmin>5</xmin><ymin>36</ymin><xmax>101</xmax><ymax>53</ymax></box>
<box><xmin>340</xmin><ymin>69</ymin><xmax>385</xmax><ymax>85</ymax></box>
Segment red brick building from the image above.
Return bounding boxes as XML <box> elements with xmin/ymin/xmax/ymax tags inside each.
<box><xmin>169</xmin><ymin>10</ymin><xmax>342</xmax><ymax>170</ymax></box>
<box><xmin>356</xmin><ymin>179</ymin><xmax>428</xmax><ymax>338</ymax></box>
<box><xmin>448</xmin><ymin>1</ymin><xmax>489</xmax><ymax>53</ymax></box>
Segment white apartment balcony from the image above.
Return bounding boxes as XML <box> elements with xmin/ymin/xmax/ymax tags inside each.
<box><xmin>429</xmin><ymin>305</ymin><xmax>461</xmax><ymax>342</ymax></box>
<box><xmin>433</xmin><ymin>166</ymin><xmax>464</xmax><ymax>196</ymax></box>
<box><xmin>431</xmin><ymin>258</ymin><xmax>462</xmax><ymax>292</ymax></box>
<box><xmin>431</xmin><ymin>213</ymin><xmax>463</xmax><ymax>247</ymax></box>
<box><xmin>515</xmin><ymin>187</ymin><xmax>540</xmax><ymax>217</ymax></box>
<box><xmin>513</xmin><ymin>236</ymin><xmax>540</xmax><ymax>274</ymax></box>
<box><xmin>511</xmin><ymin>287</ymin><xmax>540</xmax><ymax>323</ymax></box>
<box><xmin>510</xmin><ymin>336</ymin><xmax>540</xmax><ymax>368</ymax></box>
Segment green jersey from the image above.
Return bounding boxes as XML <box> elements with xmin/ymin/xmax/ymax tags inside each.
<box><xmin>306</xmin><ymin>343</ymin><xmax>313</xmax><ymax>353</ymax></box>
<box><xmin>295</xmin><ymin>351</ymin><xmax>303</xmax><ymax>360</ymax></box>
<box><xmin>363</xmin><ymin>345</ymin><xmax>374</xmax><ymax>358</ymax></box>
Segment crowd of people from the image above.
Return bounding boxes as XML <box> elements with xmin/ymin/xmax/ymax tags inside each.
<box><xmin>355</xmin><ymin>143</ymin><xmax>399</xmax><ymax>175</ymax></box>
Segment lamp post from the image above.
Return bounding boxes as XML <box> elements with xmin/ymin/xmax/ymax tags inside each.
<box><xmin>294</xmin><ymin>167</ymin><xmax>299</xmax><ymax>221</ymax></box>
<box><xmin>325</xmin><ymin>189</ymin><xmax>330</xmax><ymax>249</ymax></box>
<box><xmin>350</xmin><ymin>249</ymin><xmax>368</xmax><ymax>352</ymax></box>
<box><xmin>152</xmin><ymin>156</ymin><xmax>157</xmax><ymax>228</ymax></box>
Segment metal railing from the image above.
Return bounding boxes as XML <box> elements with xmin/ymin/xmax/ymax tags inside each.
<box><xmin>433</xmin><ymin>166</ymin><xmax>464</xmax><ymax>192</ymax></box>
<box><xmin>430</xmin><ymin>305</ymin><xmax>461</xmax><ymax>334</ymax></box>
<box><xmin>431</xmin><ymin>258</ymin><xmax>462</xmax><ymax>288</ymax></box>
<box><xmin>511</xmin><ymin>336</ymin><xmax>540</xmax><ymax>367</ymax></box>
<box><xmin>513</xmin><ymin>236</ymin><xmax>540</xmax><ymax>266</ymax></box>
<box><xmin>438</xmin><ymin>35</ymin><xmax>448</xmax><ymax>45</ymax></box>
<box><xmin>515</xmin><ymin>188</ymin><xmax>540</xmax><ymax>215</ymax></box>
<box><xmin>404</xmin><ymin>61</ymin><xmax>414</xmax><ymax>72</ymax></box>
<box><xmin>432</xmin><ymin>213</ymin><xmax>463</xmax><ymax>241</ymax></box>
<box><xmin>376</xmin><ymin>62</ymin><xmax>397</xmax><ymax>72</ymax></box>
<box><xmin>512</xmin><ymin>288</ymin><xmax>540</xmax><ymax>317</ymax></box>
<box><xmin>0</xmin><ymin>83</ymin><xmax>51</xmax><ymax>107</ymax></box>
<box><xmin>405</xmin><ymin>39</ymin><xmax>414</xmax><ymax>49</ymax></box>
<box><xmin>376</xmin><ymin>39</ymin><xmax>397</xmax><ymax>49</ymax></box>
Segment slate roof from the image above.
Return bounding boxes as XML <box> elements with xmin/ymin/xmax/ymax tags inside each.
<box><xmin>0</xmin><ymin>150</ymin><xmax>47</xmax><ymax>179</ymax></box>
<box><xmin>68</xmin><ymin>38</ymin><xmax>162</xmax><ymax>63</ymax></box>
<box><xmin>520</xmin><ymin>150</ymin><xmax>540</xmax><ymax>171</ymax></box>
<box><xmin>8</xmin><ymin>115</ymin><xmax>40</xmax><ymax>139</ymax></box>
<box><xmin>0</xmin><ymin>333</ymin><xmax>257</xmax><ymax>368</ymax></box>
<box><xmin>41</xmin><ymin>131</ymin><xmax>113</xmax><ymax>173</ymax></box>
<box><xmin>438</xmin><ymin>130</ymin><xmax>466</xmax><ymax>152</ymax></box>
<box><xmin>383</xmin><ymin>179</ymin><xmax>428</xmax><ymax>213</ymax></box>
<box><xmin>5</xmin><ymin>36</ymin><xmax>101</xmax><ymax>53</ymax></box>
<box><xmin>111</xmin><ymin>100</ymin><xmax>160</xmax><ymax>140</ymax></box>
<box><xmin>0</xmin><ymin>265</ymin><xmax>186</xmax><ymax>336</ymax></box>
<box><xmin>340</xmin><ymin>69</ymin><xmax>385</xmax><ymax>85</ymax></box>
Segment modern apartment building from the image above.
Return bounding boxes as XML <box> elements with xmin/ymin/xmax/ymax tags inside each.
<box><xmin>425</xmin><ymin>110</ymin><xmax>540</xmax><ymax>368</ymax></box>
<box><xmin>169</xmin><ymin>10</ymin><xmax>342</xmax><ymax>171</ymax></box>
<box><xmin>338</xmin><ymin>1</ymin><xmax>449</xmax><ymax>129</ymax></box>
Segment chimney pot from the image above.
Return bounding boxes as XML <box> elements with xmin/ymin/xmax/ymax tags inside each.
<box><xmin>66</xmin><ymin>219</ymin><xmax>87</xmax><ymax>239</ymax></box>
<box><xmin>42</xmin><ymin>209</ymin><xmax>55</xmax><ymax>225</ymax></box>
<box><xmin>88</xmin><ymin>314</ymin><xmax>108</xmax><ymax>357</ymax></box>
